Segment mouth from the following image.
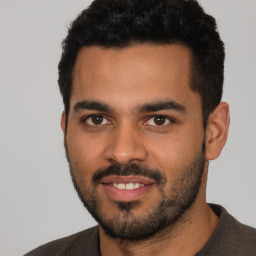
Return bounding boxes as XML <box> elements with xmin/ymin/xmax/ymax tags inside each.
<box><xmin>112</xmin><ymin>182</ymin><xmax>145</xmax><ymax>190</ymax></box>
<box><xmin>100</xmin><ymin>175</ymin><xmax>155</xmax><ymax>202</ymax></box>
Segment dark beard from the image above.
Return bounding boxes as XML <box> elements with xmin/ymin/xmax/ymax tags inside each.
<box><xmin>68</xmin><ymin>145</ymin><xmax>205</xmax><ymax>241</ymax></box>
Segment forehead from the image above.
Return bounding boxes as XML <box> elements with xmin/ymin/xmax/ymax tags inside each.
<box><xmin>71</xmin><ymin>44</ymin><xmax>199</xmax><ymax>111</ymax></box>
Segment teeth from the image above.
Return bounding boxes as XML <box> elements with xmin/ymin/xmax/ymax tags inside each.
<box><xmin>116</xmin><ymin>183</ymin><xmax>126</xmax><ymax>189</ymax></box>
<box><xmin>113</xmin><ymin>183</ymin><xmax>144</xmax><ymax>190</ymax></box>
<box><xmin>126</xmin><ymin>183</ymin><xmax>135</xmax><ymax>190</ymax></box>
<box><xmin>134</xmin><ymin>183</ymin><xmax>140</xmax><ymax>189</ymax></box>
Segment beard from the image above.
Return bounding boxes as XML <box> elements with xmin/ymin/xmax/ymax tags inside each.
<box><xmin>68</xmin><ymin>144</ymin><xmax>205</xmax><ymax>241</ymax></box>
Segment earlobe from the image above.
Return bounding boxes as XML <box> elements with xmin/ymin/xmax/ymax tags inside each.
<box><xmin>61</xmin><ymin>112</ymin><xmax>67</xmax><ymax>151</ymax></box>
<box><xmin>61</xmin><ymin>111</ymin><xmax>66</xmax><ymax>133</ymax></box>
<box><xmin>205</xmin><ymin>102</ymin><xmax>230</xmax><ymax>160</ymax></box>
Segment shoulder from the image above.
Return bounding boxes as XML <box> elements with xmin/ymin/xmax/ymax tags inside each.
<box><xmin>224</xmin><ymin>214</ymin><xmax>256</xmax><ymax>253</ymax></box>
<box><xmin>197</xmin><ymin>204</ymin><xmax>256</xmax><ymax>256</ymax></box>
<box><xmin>24</xmin><ymin>226</ymin><xmax>99</xmax><ymax>256</ymax></box>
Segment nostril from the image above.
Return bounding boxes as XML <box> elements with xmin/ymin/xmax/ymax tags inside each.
<box><xmin>103</xmin><ymin>126</ymin><xmax>148</xmax><ymax>165</ymax></box>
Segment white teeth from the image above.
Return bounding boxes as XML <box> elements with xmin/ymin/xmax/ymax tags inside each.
<box><xmin>113</xmin><ymin>183</ymin><xmax>144</xmax><ymax>190</ymax></box>
<box><xmin>134</xmin><ymin>183</ymin><xmax>140</xmax><ymax>189</ymax></box>
<box><xmin>117</xmin><ymin>183</ymin><xmax>126</xmax><ymax>189</ymax></box>
<box><xmin>126</xmin><ymin>183</ymin><xmax>135</xmax><ymax>190</ymax></box>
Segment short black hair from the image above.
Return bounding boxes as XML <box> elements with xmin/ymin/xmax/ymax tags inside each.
<box><xmin>58</xmin><ymin>0</ymin><xmax>225</xmax><ymax>127</ymax></box>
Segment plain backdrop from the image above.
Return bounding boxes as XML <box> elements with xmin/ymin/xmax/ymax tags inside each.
<box><xmin>0</xmin><ymin>1</ymin><xmax>255</xmax><ymax>255</ymax></box>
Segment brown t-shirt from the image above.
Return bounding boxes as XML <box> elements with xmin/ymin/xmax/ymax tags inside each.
<box><xmin>24</xmin><ymin>204</ymin><xmax>256</xmax><ymax>256</ymax></box>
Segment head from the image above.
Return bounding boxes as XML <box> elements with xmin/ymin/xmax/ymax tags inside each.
<box><xmin>58</xmin><ymin>0</ymin><xmax>225</xmax><ymax>127</ymax></box>
<box><xmin>59</xmin><ymin>0</ymin><xmax>229</xmax><ymax>241</ymax></box>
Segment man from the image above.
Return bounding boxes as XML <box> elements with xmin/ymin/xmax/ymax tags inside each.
<box><xmin>25</xmin><ymin>0</ymin><xmax>256</xmax><ymax>255</ymax></box>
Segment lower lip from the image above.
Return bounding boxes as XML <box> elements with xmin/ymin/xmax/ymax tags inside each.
<box><xmin>101</xmin><ymin>184</ymin><xmax>154</xmax><ymax>202</ymax></box>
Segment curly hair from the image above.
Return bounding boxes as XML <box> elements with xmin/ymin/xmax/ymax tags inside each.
<box><xmin>58</xmin><ymin>0</ymin><xmax>225</xmax><ymax>127</ymax></box>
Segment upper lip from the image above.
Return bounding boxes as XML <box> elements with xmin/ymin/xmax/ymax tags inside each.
<box><xmin>100</xmin><ymin>175</ymin><xmax>155</xmax><ymax>185</ymax></box>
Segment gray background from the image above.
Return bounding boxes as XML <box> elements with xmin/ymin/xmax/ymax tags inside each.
<box><xmin>0</xmin><ymin>1</ymin><xmax>255</xmax><ymax>255</ymax></box>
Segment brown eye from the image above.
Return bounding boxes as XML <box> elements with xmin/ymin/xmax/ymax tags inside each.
<box><xmin>91</xmin><ymin>115</ymin><xmax>103</xmax><ymax>125</ymax></box>
<box><xmin>146</xmin><ymin>115</ymin><xmax>171</xmax><ymax>126</ymax></box>
<box><xmin>85</xmin><ymin>115</ymin><xmax>110</xmax><ymax>126</ymax></box>
<box><xmin>153</xmin><ymin>116</ymin><xmax>166</xmax><ymax>125</ymax></box>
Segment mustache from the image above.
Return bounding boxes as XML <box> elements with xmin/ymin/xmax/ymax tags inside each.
<box><xmin>92</xmin><ymin>163</ymin><xmax>167</xmax><ymax>185</ymax></box>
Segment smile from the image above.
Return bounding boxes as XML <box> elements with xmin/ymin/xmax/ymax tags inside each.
<box><xmin>100</xmin><ymin>175</ymin><xmax>155</xmax><ymax>201</ymax></box>
<box><xmin>113</xmin><ymin>182</ymin><xmax>145</xmax><ymax>190</ymax></box>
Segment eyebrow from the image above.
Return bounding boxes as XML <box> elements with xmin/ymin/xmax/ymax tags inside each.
<box><xmin>73</xmin><ymin>100</ymin><xmax>112</xmax><ymax>113</ymax></box>
<box><xmin>138</xmin><ymin>100</ymin><xmax>186</xmax><ymax>114</ymax></box>
<box><xmin>73</xmin><ymin>99</ymin><xmax>186</xmax><ymax>114</ymax></box>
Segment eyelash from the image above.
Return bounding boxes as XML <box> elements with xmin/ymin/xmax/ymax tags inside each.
<box><xmin>82</xmin><ymin>114</ymin><xmax>112</xmax><ymax>127</ymax></box>
<box><xmin>144</xmin><ymin>115</ymin><xmax>174</xmax><ymax>127</ymax></box>
<box><xmin>81</xmin><ymin>114</ymin><xmax>175</xmax><ymax>128</ymax></box>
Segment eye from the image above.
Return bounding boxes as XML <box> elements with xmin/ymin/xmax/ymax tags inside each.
<box><xmin>84</xmin><ymin>115</ymin><xmax>110</xmax><ymax>126</ymax></box>
<box><xmin>146</xmin><ymin>115</ymin><xmax>172</xmax><ymax>126</ymax></box>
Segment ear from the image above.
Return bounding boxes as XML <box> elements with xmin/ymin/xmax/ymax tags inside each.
<box><xmin>61</xmin><ymin>111</ymin><xmax>67</xmax><ymax>151</ymax></box>
<box><xmin>205</xmin><ymin>102</ymin><xmax>230</xmax><ymax>160</ymax></box>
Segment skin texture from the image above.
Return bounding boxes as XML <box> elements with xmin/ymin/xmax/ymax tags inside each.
<box><xmin>61</xmin><ymin>44</ymin><xmax>230</xmax><ymax>256</ymax></box>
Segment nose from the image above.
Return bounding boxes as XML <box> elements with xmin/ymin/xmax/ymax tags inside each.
<box><xmin>104</xmin><ymin>123</ymin><xmax>148</xmax><ymax>165</ymax></box>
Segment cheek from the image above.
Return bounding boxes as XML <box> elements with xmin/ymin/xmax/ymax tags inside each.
<box><xmin>66</xmin><ymin>131</ymin><xmax>105</xmax><ymax>179</ymax></box>
<box><xmin>148</xmin><ymin>128</ymin><xmax>204</xmax><ymax>177</ymax></box>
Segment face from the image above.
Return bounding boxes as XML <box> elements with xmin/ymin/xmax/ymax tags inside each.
<box><xmin>63</xmin><ymin>44</ymin><xmax>206</xmax><ymax>240</ymax></box>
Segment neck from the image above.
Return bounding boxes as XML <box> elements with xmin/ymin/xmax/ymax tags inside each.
<box><xmin>99</xmin><ymin>201</ymin><xmax>219</xmax><ymax>256</ymax></box>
